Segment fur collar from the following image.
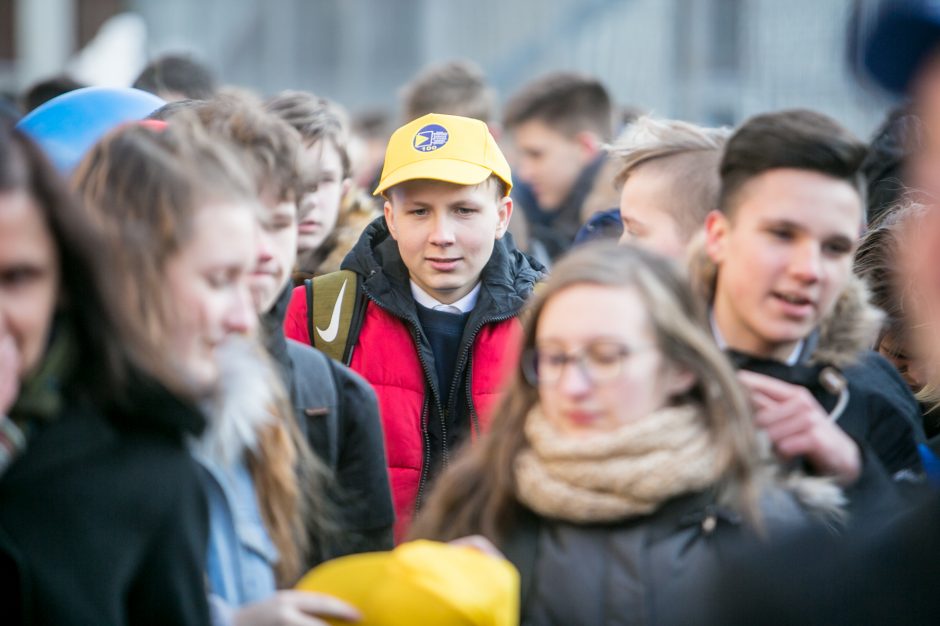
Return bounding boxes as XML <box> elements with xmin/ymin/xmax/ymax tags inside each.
<box><xmin>191</xmin><ymin>336</ymin><xmax>278</xmax><ymax>468</ymax></box>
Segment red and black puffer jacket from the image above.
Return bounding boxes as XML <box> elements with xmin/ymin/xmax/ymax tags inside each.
<box><xmin>285</xmin><ymin>217</ymin><xmax>544</xmax><ymax>541</ymax></box>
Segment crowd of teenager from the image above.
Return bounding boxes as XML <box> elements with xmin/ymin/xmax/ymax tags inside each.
<box><xmin>4</xmin><ymin>2</ymin><xmax>940</xmax><ymax>624</ymax></box>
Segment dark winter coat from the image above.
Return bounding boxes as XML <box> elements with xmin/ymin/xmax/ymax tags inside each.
<box><xmin>285</xmin><ymin>217</ymin><xmax>545</xmax><ymax>539</ymax></box>
<box><xmin>263</xmin><ymin>284</ymin><xmax>394</xmax><ymax>560</ymax></box>
<box><xmin>0</xmin><ymin>387</ymin><xmax>210</xmax><ymax>626</ymax></box>
<box><xmin>501</xmin><ymin>490</ymin><xmax>815</xmax><ymax>626</ymax></box>
<box><xmin>690</xmin><ymin>247</ymin><xmax>925</xmax><ymax>516</ymax></box>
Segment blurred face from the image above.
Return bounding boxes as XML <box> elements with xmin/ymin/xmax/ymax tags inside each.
<box><xmin>297</xmin><ymin>140</ymin><xmax>350</xmax><ymax>253</ymax></box>
<box><xmin>164</xmin><ymin>203</ymin><xmax>257</xmax><ymax>388</ymax></box>
<box><xmin>535</xmin><ymin>284</ymin><xmax>692</xmax><ymax>437</ymax></box>
<box><xmin>251</xmin><ymin>195</ymin><xmax>297</xmax><ymax>313</ymax></box>
<box><xmin>911</xmin><ymin>52</ymin><xmax>940</xmax><ymax>201</ymax></box>
<box><xmin>886</xmin><ymin>210</ymin><xmax>940</xmax><ymax>390</ymax></box>
<box><xmin>512</xmin><ymin>120</ymin><xmax>594</xmax><ymax>210</ymax></box>
<box><xmin>618</xmin><ymin>164</ymin><xmax>687</xmax><ymax>259</ymax></box>
<box><xmin>384</xmin><ymin>179</ymin><xmax>512</xmax><ymax>304</ymax></box>
<box><xmin>705</xmin><ymin>168</ymin><xmax>862</xmax><ymax>361</ymax></box>
<box><xmin>878</xmin><ymin>332</ymin><xmax>929</xmax><ymax>391</ymax></box>
<box><xmin>0</xmin><ymin>191</ymin><xmax>59</xmax><ymax>380</ymax></box>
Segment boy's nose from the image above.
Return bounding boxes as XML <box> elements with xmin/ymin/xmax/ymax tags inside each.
<box><xmin>789</xmin><ymin>241</ymin><xmax>821</xmax><ymax>282</ymax></box>
<box><xmin>226</xmin><ymin>285</ymin><xmax>258</xmax><ymax>335</ymax></box>
<box><xmin>429</xmin><ymin>215</ymin><xmax>456</xmax><ymax>246</ymax></box>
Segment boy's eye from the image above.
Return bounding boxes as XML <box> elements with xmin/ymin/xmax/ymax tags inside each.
<box><xmin>768</xmin><ymin>227</ymin><xmax>794</xmax><ymax>241</ymax></box>
<box><xmin>265</xmin><ymin>218</ymin><xmax>294</xmax><ymax>231</ymax></box>
<box><xmin>207</xmin><ymin>272</ymin><xmax>231</xmax><ymax>289</ymax></box>
<box><xmin>409</xmin><ymin>208</ymin><xmax>429</xmax><ymax>217</ymax></box>
<box><xmin>455</xmin><ymin>206</ymin><xmax>477</xmax><ymax>216</ymax></box>
<box><xmin>822</xmin><ymin>239</ymin><xmax>852</xmax><ymax>256</ymax></box>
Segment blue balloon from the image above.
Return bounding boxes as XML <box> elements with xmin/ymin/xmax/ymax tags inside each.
<box><xmin>16</xmin><ymin>86</ymin><xmax>165</xmax><ymax>174</ymax></box>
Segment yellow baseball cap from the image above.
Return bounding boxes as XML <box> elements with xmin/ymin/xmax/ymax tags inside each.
<box><xmin>294</xmin><ymin>540</ymin><xmax>519</xmax><ymax>626</ymax></box>
<box><xmin>374</xmin><ymin>113</ymin><xmax>512</xmax><ymax>197</ymax></box>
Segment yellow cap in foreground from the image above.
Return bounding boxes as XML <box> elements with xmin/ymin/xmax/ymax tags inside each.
<box><xmin>374</xmin><ymin>113</ymin><xmax>512</xmax><ymax>197</ymax></box>
<box><xmin>295</xmin><ymin>540</ymin><xmax>519</xmax><ymax>626</ymax></box>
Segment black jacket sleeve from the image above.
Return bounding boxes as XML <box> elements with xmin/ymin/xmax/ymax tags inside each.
<box><xmin>125</xmin><ymin>454</ymin><xmax>211</xmax><ymax>626</ymax></box>
<box><xmin>328</xmin><ymin>361</ymin><xmax>395</xmax><ymax>556</ymax></box>
<box><xmin>842</xmin><ymin>352</ymin><xmax>924</xmax><ymax>477</ymax></box>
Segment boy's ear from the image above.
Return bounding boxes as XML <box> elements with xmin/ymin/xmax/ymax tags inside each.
<box><xmin>341</xmin><ymin>178</ymin><xmax>353</xmax><ymax>198</ymax></box>
<box><xmin>383</xmin><ymin>200</ymin><xmax>399</xmax><ymax>241</ymax></box>
<box><xmin>574</xmin><ymin>131</ymin><xmax>602</xmax><ymax>160</ymax></box>
<box><xmin>704</xmin><ymin>210</ymin><xmax>729</xmax><ymax>264</ymax></box>
<box><xmin>495</xmin><ymin>196</ymin><xmax>513</xmax><ymax>240</ymax></box>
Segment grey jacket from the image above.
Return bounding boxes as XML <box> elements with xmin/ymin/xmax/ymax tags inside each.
<box><xmin>264</xmin><ymin>284</ymin><xmax>395</xmax><ymax>562</ymax></box>
<box><xmin>502</xmin><ymin>490</ymin><xmax>814</xmax><ymax>626</ymax></box>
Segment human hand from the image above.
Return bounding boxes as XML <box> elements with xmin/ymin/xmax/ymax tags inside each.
<box><xmin>738</xmin><ymin>370</ymin><xmax>861</xmax><ymax>486</ymax></box>
<box><xmin>232</xmin><ymin>590</ymin><xmax>360</xmax><ymax>626</ymax></box>
<box><xmin>0</xmin><ymin>334</ymin><xmax>21</xmax><ymax>416</ymax></box>
<box><xmin>449</xmin><ymin>534</ymin><xmax>506</xmax><ymax>559</ymax></box>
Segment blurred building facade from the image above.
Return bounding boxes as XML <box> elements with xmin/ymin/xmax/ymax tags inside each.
<box><xmin>3</xmin><ymin>0</ymin><xmax>894</xmax><ymax>135</ymax></box>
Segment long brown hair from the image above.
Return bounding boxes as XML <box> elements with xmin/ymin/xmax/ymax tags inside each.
<box><xmin>410</xmin><ymin>242</ymin><xmax>765</xmax><ymax>543</ymax></box>
<box><xmin>73</xmin><ymin>117</ymin><xmax>320</xmax><ymax>584</ymax></box>
<box><xmin>0</xmin><ymin>122</ymin><xmax>170</xmax><ymax>414</ymax></box>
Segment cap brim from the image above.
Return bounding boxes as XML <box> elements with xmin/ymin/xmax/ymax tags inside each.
<box><xmin>863</xmin><ymin>8</ymin><xmax>940</xmax><ymax>95</ymax></box>
<box><xmin>373</xmin><ymin>158</ymin><xmax>494</xmax><ymax>195</ymax></box>
<box><xmin>295</xmin><ymin>552</ymin><xmax>387</xmax><ymax>616</ymax></box>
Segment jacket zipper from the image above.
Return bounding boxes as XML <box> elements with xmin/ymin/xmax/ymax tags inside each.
<box><xmin>456</xmin><ymin>312</ymin><xmax>517</xmax><ymax>438</ymax></box>
<box><xmin>410</xmin><ymin>316</ymin><xmax>446</xmax><ymax>514</ymax></box>
<box><xmin>362</xmin><ymin>290</ymin><xmax>444</xmax><ymax>514</ymax></box>
<box><xmin>414</xmin><ymin>397</ymin><xmax>432</xmax><ymax>511</ymax></box>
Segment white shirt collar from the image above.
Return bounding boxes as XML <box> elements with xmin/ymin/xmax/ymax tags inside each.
<box><xmin>410</xmin><ymin>280</ymin><xmax>481</xmax><ymax>314</ymax></box>
<box><xmin>709</xmin><ymin>310</ymin><xmax>804</xmax><ymax>366</ymax></box>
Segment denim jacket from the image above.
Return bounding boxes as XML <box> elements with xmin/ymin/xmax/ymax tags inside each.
<box><xmin>195</xmin><ymin>453</ymin><xmax>278</xmax><ymax>607</ymax></box>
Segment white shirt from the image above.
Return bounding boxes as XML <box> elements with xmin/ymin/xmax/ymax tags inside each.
<box><xmin>710</xmin><ymin>311</ymin><xmax>804</xmax><ymax>366</ymax></box>
<box><xmin>410</xmin><ymin>281</ymin><xmax>481</xmax><ymax>315</ymax></box>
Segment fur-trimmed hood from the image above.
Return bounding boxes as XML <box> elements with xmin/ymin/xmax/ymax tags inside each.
<box><xmin>686</xmin><ymin>235</ymin><xmax>883</xmax><ymax>368</ymax></box>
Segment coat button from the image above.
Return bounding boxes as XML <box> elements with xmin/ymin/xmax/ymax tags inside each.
<box><xmin>702</xmin><ymin>514</ymin><xmax>717</xmax><ymax>533</ymax></box>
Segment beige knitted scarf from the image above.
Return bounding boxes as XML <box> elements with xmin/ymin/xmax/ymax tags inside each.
<box><xmin>514</xmin><ymin>403</ymin><xmax>730</xmax><ymax>523</ymax></box>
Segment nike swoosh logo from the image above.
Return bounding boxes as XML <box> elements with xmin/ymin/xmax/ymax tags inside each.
<box><xmin>315</xmin><ymin>278</ymin><xmax>347</xmax><ymax>343</ymax></box>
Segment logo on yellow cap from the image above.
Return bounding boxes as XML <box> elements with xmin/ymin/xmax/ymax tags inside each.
<box><xmin>413</xmin><ymin>124</ymin><xmax>449</xmax><ymax>152</ymax></box>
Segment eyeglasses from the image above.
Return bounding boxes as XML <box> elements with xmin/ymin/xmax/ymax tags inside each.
<box><xmin>522</xmin><ymin>340</ymin><xmax>654</xmax><ymax>386</ymax></box>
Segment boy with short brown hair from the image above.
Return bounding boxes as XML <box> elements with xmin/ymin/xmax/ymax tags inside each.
<box><xmin>697</xmin><ymin>109</ymin><xmax>922</xmax><ymax>502</ymax></box>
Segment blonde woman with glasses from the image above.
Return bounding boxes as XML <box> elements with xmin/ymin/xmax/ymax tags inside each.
<box><xmin>411</xmin><ymin>242</ymin><xmax>838</xmax><ymax>626</ymax></box>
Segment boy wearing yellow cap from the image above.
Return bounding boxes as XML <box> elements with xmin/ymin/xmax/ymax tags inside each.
<box><xmin>285</xmin><ymin>113</ymin><xmax>545</xmax><ymax>540</ymax></box>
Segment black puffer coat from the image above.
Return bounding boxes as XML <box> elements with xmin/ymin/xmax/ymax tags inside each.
<box><xmin>0</xmin><ymin>387</ymin><xmax>210</xmax><ymax>625</ymax></box>
<box><xmin>501</xmin><ymin>490</ymin><xmax>814</xmax><ymax>626</ymax></box>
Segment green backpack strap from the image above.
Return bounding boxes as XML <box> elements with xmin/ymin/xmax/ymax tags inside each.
<box><xmin>305</xmin><ymin>270</ymin><xmax>363</xmax><ymax>364</ymax></box>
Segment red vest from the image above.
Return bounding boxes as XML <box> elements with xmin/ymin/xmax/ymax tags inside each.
<box><xmin>284</xmin><ymin>287</ymin><xmax>522</xmax><ymax>541</ymax></box>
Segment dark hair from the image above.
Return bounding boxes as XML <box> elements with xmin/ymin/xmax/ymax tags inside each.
<box><xmin>503</xmin><ymin>71</ymin><xmax>613</xmax><ymax>140</ymax></box>
<box><xmin>191</xmin><ymin>96</ymin><xmax>304</xmax><ymax>204</ymax></box>
<box><xmin>861</xmin><ymin>106</ymin><xmax>919</xmax><ymax>226</ymax></box>
<box><xmin>133</xmin><ymin>54</ymin><xmax>217</xmax><ymax>101</ymax></box>
<box><xmin>265</xmin><ymin>90</ymin><xmax>351</xmax><ymax>178</ymax></box>
<box><xmin>20</xmin><ymin>74</ymin><xmax>85</xmax><ymax>113</ymax></box>
<box><xmin>400</xmin><ymin>59</ymin><xmax>496</xmax><ymax>124</ymax></box>
<box><xmin>0</xmin><ymin>122</ymin><xmax>168</xmax><ymax>410</ymax></box>
<box><xmin>146</xmin><ymin>98</ymin><xmax>205</xmax><ymax>121</ymax></box>
<box><xmin>719</xmin><ymin>109</ymin><xmax>868</xmax><ymax>216</ymax></box>
<box><xmin>352</xmin><ymin>108</ymin><xmax>392</xmax><ymax>140</ymax></box>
